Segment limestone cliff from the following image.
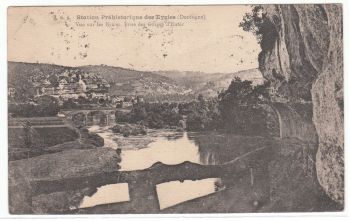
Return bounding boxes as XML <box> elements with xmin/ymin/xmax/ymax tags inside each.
<box><xmin>258</xmin><ymin>4</ymin><xmax>343</xmax><ymax>205</ymax></box>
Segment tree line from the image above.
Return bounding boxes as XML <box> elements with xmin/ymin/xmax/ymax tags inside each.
<box><xmin>116</xmin><ymin>77</ymin><xmax>273</xmax><ymax>136</ymax></box>
<box><xmin>9</xmin><ymin>76</ymin><xmax>275</xmax><ymax>136</ymax></box>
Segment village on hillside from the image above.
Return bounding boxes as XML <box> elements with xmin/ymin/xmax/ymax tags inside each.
<box><xmin>8</xmin><ymin>68</ymin><xmax>144</xmax><ymax>109</ymax></box>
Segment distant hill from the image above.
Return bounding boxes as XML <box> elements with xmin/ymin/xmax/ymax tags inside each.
<box><xmin>78</xmin><ymin>65</ymin><xmax>189</xmax><ymax>96</ymax></box>
<box><xmin>155</xmin><ymin>68</ymin><xmax>264</xmax><ymax>97</ymax></box>
<box><xmin>8</xmin><ymin>62</ymin><xmax>68</xmax><ymax>101</ymax></box>
<box><xmin>8</xmin><ymin>62</ymin><xmax>189</xmax><ymax>101</ymax></box>
<box><xmin>8</xmin><ymin>61</ymin><xmax>263</xmax><ymax>101</ymax></box>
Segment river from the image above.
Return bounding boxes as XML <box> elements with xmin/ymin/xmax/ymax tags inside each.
<box><xmin>75</xmin><ymin>121</ymin><xmax>323</xmax><ymax>213</ymax></box>
<box><xmin>79</xmin><ymin>125</ymin><xmax>225</xmax><ymax>210</ymax></box>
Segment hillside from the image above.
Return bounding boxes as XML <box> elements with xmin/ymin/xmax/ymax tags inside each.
<box><xmin>8</xmin><ymin>62</ymin><xmax>68</xmax><ymax>101</ymax></box>
<box><xmin>156</xmin><ymin>68</ymin><xmax>264</xmax><ymax>97</ymax></box>
<box><xmin>8</xmin><ymin>62</ymin><xmax>189</xmax><ymax>101</ymax></box>
<box><xmin>78</xmin><ymin>65</ymin><xmax>189</xmax><ymax>96</ymax></box>
<box><xmin>8</xmin><ymin>61</ymin><xmax>263</xmax><ymax>101</ymax></box>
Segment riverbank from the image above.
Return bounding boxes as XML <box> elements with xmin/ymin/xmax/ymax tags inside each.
<box><xmin>9</xmin><ymin>126</ymin><xmax>105</xmax><ymax>161</ymax></box>
<box><xmin>9</xmin><ymin>147</ymin><xmax>121</xmax><ymax>214</ymax></box>
<box><xmin>8</xmin><ymin>122</ymin><xmax>121</xmax><ymax>214</ymax></box>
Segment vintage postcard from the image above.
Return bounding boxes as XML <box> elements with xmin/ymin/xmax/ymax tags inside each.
<box><xmin>7</xmin><ymin>4</ymin><xmax>343</xmax><ymax>214</ymax></box>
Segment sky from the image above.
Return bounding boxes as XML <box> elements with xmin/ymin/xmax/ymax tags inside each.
<box><xmin>8</xmin><ymin>5</ymin><xmax>260</xmax><ymax>73</ymax></box>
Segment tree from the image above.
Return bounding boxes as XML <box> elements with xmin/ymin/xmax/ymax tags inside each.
<box><xmin>131</xmin><ymin>103</ymin><xmax>148</xmax><ymax>122</ymax></box>
<box><xmin>239</xmin><ymin>5</ymin><xmax>278</xmax><ymax>49</ymax></box>
<box><xmin>72</xmin><ymin>113</ymin><xmax>86</xmax><ymax>128</ymax></box>
<box><xmin>48</xmin><ymin>74</ymin><xmax>59</xmax><ymax>87</ymax></box>
<box><xmin>197</xmin><ymin>94</ymin><xmax>205</xmax><ymax>103</ymax></box>
<box><xmin>78</xmin><ymin>96</ymin><xmax>88</xmax><ymax>104</ymax></box>
<box><xmin>9</xmin><ymin>103</ymin><xmax>37</xmax><ymax>117</ymax></box>
<box><xmin>218</xmin><ymin>77</ymin><xmax>270</xmax><ymax>135</ymax></box>
<box><xmin>10</xmin><ymin>73</ymin><xmax>36</xmax><ymax>102</ymax></box>
<box><xmin>36</xmin><ymin>95</ymin><xmax>60</xmax><ymax>116</ymax></box>
<box><xmin>62</xmin><ymin>99</ymin><xmax>78</xmax><ymax>109</ymax></box>
<box><xmin>239</xmin><ymin>5</ymin><xmax>266</xmax><ymax>42</ymax></box>
<box><xmin>124</xmin><ymin>96</ymin><xmax>132</xmax><ymax>102</ymax></box>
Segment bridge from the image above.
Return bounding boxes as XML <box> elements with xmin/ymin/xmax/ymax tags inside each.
<box><xmin>60</xmin><ymin>108</ymin><xmax>119</xmax><ymax>126</ymax></box>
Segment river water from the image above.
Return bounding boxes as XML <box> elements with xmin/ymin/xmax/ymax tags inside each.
<box><xmin>79</xmin><ymin>125</ymin><xmax>225</xmax><ymax>210</ymax></box>
<box><xmin>119</xmin><ymin>131</ymin><xmax>201</xmax><ymax>171</ymax></box>
<box><xmin>76</xmin><ymin>103</ymin><xmax>324</xmax><ymax>213</ymax></box>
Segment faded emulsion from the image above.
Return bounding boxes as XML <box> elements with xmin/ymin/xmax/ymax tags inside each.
<box><xmin>7</xmin><ymin>4</ymin><xmax>343</xmax><ymax>214</ymax></box>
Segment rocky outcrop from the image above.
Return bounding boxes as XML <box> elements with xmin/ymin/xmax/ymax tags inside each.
<box><xmin>311</xmin><ymin>5</ymin><xmax>344</xmax><ymax>205</ymax></box>
<box><xmin>259</xmin><ymin>5</ymin><xmax>329</xmax><ymax>101</ymax></box>
<box><xmin>271</xmin><ymin>102</ymin><xmax>318</xmax><ymax>144</ymax></box>
<box><xmin>259</xmin><ymin>4</ymin><xmax>343</xmax><ymax>205</ymax></box>
<box><xmin>9</xmin><ymin>148</ymin><xmax>120</xmax><ymax>214</ymax></box>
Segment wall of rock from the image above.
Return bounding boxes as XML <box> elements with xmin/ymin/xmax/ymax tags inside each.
<box><xmin>258</xmin><ymin>4</ymin><xmax>343</xmax><ymax>205</ymax></box>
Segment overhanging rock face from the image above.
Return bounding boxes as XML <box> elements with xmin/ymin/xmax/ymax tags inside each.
<box><xmin>259</xmin><ymin>4</ymin><xmax>343</xmax><ymax>205</ymax></box>
<box><xmin>311</xmin><ymin>5</ymin><xmax>344</xmax><ymax>205</ymax></box>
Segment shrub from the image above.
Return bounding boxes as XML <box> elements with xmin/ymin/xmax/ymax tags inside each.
<box><xmin>36</xmin><ymin>95</ymin><xmax>60</xmax><ymax>116</ymax></box>
<box><xmin>111</xmin><ymin>124</ymin><xmax>147</xmax><ymax>136</ymax></box>
<box><xmin>72</xmin><ymin>113</ymin><xmax>86</xmax><ymax>128</ymax></box>
<box><xmin>9</xmin><ymin>95</ymin><xmax>60</xmax><ymax>117</ymax></box>
<box><xmin>9</xmin><ymin>103</ymin><xmax>37</xmax><ymax>117</ymax></box>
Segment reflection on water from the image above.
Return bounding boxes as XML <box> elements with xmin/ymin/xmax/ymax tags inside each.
<box><xmin>156</xmin><ymin>178</ymin><xmax>222</xmax><ymax>210</ymax></box>
<box><xmin>79</xmin><ymin>183</ymin><xmax>130</xmax><ymax>208</ymax></box>
<box><xmin>88</xmin><ymin>126</ymin><xmax>202</xmax><ymax>171</ymax></box>
<box><xmin>83</xmin><ymin>125</ymin><xmax>238</xmax><ymax>210</ymax></box>
<box><xmin>120</xmin><ymin>132</ymin><xmax>200</xmax><ymax>171</ymax></box>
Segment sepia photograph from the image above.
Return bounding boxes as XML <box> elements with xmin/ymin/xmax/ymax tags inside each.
<box><xmin>6</xmin><ymin>3</ymin><xmax>344</xmax><ymax>215</ymax></box>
